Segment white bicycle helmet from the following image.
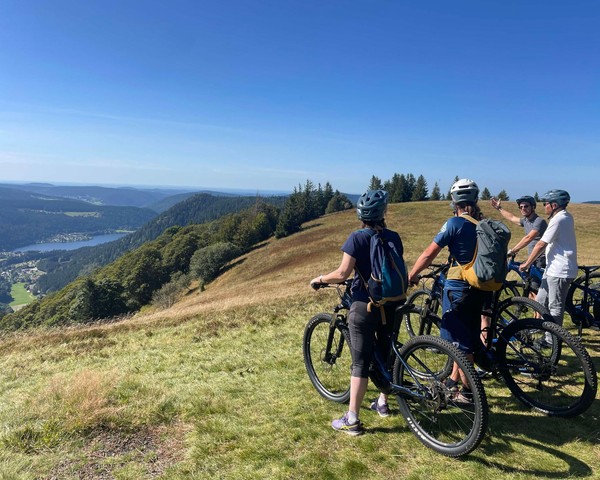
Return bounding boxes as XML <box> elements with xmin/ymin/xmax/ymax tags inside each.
<box><xmin>450</xmin><ymin>178</ymin><xmax>479</xmax><ymax>204</ymax></box>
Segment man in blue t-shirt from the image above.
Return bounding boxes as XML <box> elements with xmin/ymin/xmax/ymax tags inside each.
<box><xmin>408</xmin><ymin>179</ymin><xmax>487</xmax><ymax>404</ymax></box>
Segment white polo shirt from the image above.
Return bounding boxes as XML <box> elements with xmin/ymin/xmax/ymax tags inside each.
<box><xmin>541</xmin><ymin>209</ymin><xmax>578</xmax><ymax>278</ymax></box>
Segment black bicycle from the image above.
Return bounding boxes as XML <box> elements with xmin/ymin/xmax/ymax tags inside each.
<box><xmin>504</xmin><ymin>255</ymin><xmax>600</xmax><ymax>336</ymax></box>
<box><xmin>564</xmin><ymin>266</ymin><xmax>600</xmax><ymax>334</ymax></box>
<box><xmin>405</xmin><ymin>275</ymin><xmax>597</xmax><ymax>418</ymax></box>
<box><xmin>405</xmin><ymin>262</ymin><xmax>551</xmax><ymax>339</ymax></box>
<box><xmin>304</xmin><ymin>280</ymin><xmax>488</xmax><ymax>457</ymax></box>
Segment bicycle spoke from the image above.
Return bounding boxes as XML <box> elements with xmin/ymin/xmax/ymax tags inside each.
<box><xmin>303</xmin><ymin>314</ymin><xmax>351</xmax><ymax>403</ymax></box>
<box><xmin>497</xmin><ymin>319</ymin><xmax>597</xmax><ymax>417</ymax></box>
<box><xmin>393</xmin><ymin>336</ymin><xmax>488</xmax><ymax>457</ymax></box>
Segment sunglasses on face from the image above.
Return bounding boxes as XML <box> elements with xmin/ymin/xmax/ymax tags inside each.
<box><xmin>519</xmin><ymin>205</ymin><xmax>531</xmax><ymax>210</ymax></box>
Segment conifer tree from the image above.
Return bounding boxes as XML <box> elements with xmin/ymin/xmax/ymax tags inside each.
<box><xmin>480</xmin><ymin>187</ymin><xmax>492</xmax><ymax>200</ymax></box>
<box><xmin>430</xmin><ymin>182</ymin><xmax>441</xmax><ymax>201</ymax></box>
<box><xmin>368</xmin><ymin>175</ymin><xmax>383</xmax><ymax>190</ymax></box>
<box><xmin>411</xmin><ymin>175</ymin><xmax>428</xmax><ymax>201</ymax></box>
<box><xmin>497</xmin><ymin>189</ymin><xmax>510</xmax><ymax>201</ymax></box>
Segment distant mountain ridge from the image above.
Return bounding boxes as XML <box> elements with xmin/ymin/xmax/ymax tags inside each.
<box><xmin>0</xmin><ymin>182</ymin><xmax>197</xmax><ymax>208</ymax></box>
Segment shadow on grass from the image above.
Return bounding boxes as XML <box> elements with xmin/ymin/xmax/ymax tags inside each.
<box><xmin>471</xmin><ymin>392</ymin><xmax>600</xmax><ymax>477</ymax></box>
<box><xmin>475</xmin><ymin>436</ymin><xmax>593</xmax><ymax>478</ymax></box>
<box><xmin>301</xmin><ymin>223</ymin><xmax>323</xmax><ymax>231</ymax></box>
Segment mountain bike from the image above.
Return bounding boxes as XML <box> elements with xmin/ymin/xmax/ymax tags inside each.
<box><xmin>304</xmin><ymin>280</ymin><xmax>488</xmax><ymax>457</ymax></box>
<box><xmin>564</xmin><ymin>265</ymin><xmax>600</xmax><ymax>334</ymax></box>
<box><xmin>404</xmin><ymin>276</ymin><xmax>597</xmax><ymax>417</ymax></box>
<box><xmin>403</xmin><ymin>263</ymin><xmax>446</xmax><ymax>338</ymax></box>
<box><xmin>506</xmin><ymin>255</ymin><xmax>600</xmax><ymax>335</ymax></box>
<box><xmin>504</xmin><ymin>254</ymin><xmax>544</xmax><ymax>298</ymax></box>
<box><xmin>405</xmin><ymin>262</ymin><xmax>549</xmax><ymax>339</ymax></box>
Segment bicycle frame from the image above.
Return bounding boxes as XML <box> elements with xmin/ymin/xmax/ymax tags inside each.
<box><xmin>371</xmin><ymin>304</ymin><xmax>442</xmax><ymax>402</ymax></box>
<box><xmin>323</xmin><ymin>283</ymin><xmax>448</xmax><ymax>403</ymax></box>
<box><xmin>506</xmin><ymin>256</ymin><xmax>543</xmax><ymax>297</ymax></box>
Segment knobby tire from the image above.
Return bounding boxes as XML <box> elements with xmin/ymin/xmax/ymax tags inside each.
<box><xmin>303</xmin><ymin>313</ymin><xmax>351</xmax><ymax>403</ymax></box>
<box><xmin>496</xmin><ymin>318</ymin><xmax>597</xmax><ymax>417</ymax></box>
<box><xmin>392</xmin><ymin>335</ymin><xmax>488</xmax><ymax>457</ymax></box>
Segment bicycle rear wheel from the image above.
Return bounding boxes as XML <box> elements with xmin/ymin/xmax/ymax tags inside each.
<box><xmin>303</xmin><ymin>313</ymin><xmax>351</xmax><ymax>403</ymax></box>
<box><xmin>566</xmin><ymin>273</ymin><xmax>600</xmax><ymax>327</ymax></box>
<box><xmin>496</xmin><ymin>318</ymin><xmax>598</xmax><ymax>417</ymax></box>
<box><xmin>392</xmin><ymin>336</ymin><xmax>488</xmax><ymax>457</ymax></box>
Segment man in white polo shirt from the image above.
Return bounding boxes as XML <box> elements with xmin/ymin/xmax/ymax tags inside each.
<box><xmin>519</xmin><ymin>189</ymin><xmax>577</xmax><ymax>326</ymax></box>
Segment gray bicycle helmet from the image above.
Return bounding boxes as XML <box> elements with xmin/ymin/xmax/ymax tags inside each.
<box><xmin>450</xmin><ymin>178</ymin><xmax>479</xmax><ymax>204</ymax></box>
<box><xmin>516</xmin><ymin>195</ymin><xmax>536</xmax><ymax>209</ymax></box>
<box><xmin>357</xmin><ymin>189</ymin><xmax>388</xmax><ymax>221</ymax></box>
<box><xmin>541</xmin><ymin>189</ymin><xmax>570</xmax><ymax>207</ymax></box>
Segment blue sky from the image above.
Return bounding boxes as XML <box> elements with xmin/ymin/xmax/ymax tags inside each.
<box><xmin>1</xmin><ymin>1</ymin><xmax>599</xmax><ymax>201</ymax></box>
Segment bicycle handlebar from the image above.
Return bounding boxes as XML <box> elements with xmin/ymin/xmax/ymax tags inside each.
<box><xmin>417</xmin><ymin>263</ymin><xmax>449</xmax><ymax>280</ymax></box>
<box><xmin>311</xmin><ymin>279</ymin><xmax>352</xmax><ymax>291</ymax></box>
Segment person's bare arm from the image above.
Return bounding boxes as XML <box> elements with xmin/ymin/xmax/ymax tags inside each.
<box><xmin>408</xmin><ymin>242</ymin><xmax>442</xmax><ymax>285</ymax></box>
<box><xmin>491</xmin><ymin>198</ymin><xmax>521</xmax><ymax>225</ymax></box>
<box><xmin>310</xmin><ymin>253</ymin><xmax>356</xmax><ymax>286</ymax></box>
<box><xmin>509</xmin><ymin>229</ymin><xmax>541</xmax><ymax>256</ymax></box>
<box><xmin>519</xmin><ymin>240</ymin><xmax>547</xmax><ymax>271</ymax></box>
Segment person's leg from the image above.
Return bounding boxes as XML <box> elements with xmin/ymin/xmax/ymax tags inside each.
<box><xmin>441</xmin><ymin>284</ymin><xmax>485</xmax><ymax>392</ymax></box>
<box><xmin>349</xmin><ymin>376</ymin><xmax>369</xmax><ymax>418</ymax></box>
<box><xmin>536</xmin><ymin>277</ymin><xmax>549</xmax><ymax>310</ymax></box>
<box><xmin>333</xmin><ymin>301</ymin><xmax>375</xmax><ymax>433</ymax></box>
<box><xmin>546</xmin><ymin>275</ymin><xmax>573</xmax><ymax>326</ymax></box>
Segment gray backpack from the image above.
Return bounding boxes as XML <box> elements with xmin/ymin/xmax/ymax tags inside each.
<box><xmin>457</xmin><ymin>216</ymin><xmax>511</xmax><ymax>291</ymax></box>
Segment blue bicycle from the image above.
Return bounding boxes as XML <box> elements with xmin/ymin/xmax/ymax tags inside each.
<box><xmin>403</xmin><ymin>271</ymin><xmax>597</xmax><ymax>418</ymax></box>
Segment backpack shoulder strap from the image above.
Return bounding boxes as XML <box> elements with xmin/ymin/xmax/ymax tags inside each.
<box><xmin>354</xmin><ymin>228</ymin><xmax>376</xmax><ymax>287</ymax></box>
<box><xmin>461</xmin><ymin>214</ymin><xmax>479</xmax><ymax>226</ymax></box>
<box><xmin>448</xmin><ymin>215</ymin><xmax>478</xmax><ymax>273</ymax></box>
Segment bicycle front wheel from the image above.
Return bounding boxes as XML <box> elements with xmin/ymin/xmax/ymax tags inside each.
<box><xmin>404</xmin><ymin>289</ymin><xmax>441</xmax><ymax>337</ymax></box>
<box><xmin>303</xmin><ymin>313</ymin><xmax>351</xmax><ymax>403</ymax></box>
<box><xmin>496</xmin><ymin>318</ymin><xmax>598</xmax><ymax>417</ymax></box>
<box><xmin>392</xmin><ymin>335</ymin><xmax>488</xmax><ymax>457</ymax></box>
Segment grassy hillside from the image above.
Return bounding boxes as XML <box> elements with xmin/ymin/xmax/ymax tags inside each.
<box><xmin>0</xmin><ymin>201</ymin><xmax>598</xmax><ymax>479</ymax></box>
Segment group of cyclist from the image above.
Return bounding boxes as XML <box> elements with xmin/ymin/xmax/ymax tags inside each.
<box><xmin>310</xmin><ymin>178</ymin><xmax>577</xmax><ymax>436</ymax></box>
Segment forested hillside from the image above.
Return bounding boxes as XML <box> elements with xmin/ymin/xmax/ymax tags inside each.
<box><xmin>34</xmin><ymin>193</ymin><xmax>288</xmax><ymax>294</ymax></box>
<box><xmin>0</xmin><ymin>187</ymin><xmax>157</xmax><ymax>250</ymax></box>
<box><xmin>2</xmin><ymin>182</ymin><xmax>347</xmax><ymax>330</ymax></box>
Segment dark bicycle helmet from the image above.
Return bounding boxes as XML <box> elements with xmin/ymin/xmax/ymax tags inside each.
<box><xmin>516</xmin><ymin>195</ymin><xmax>537</xmax><ymax>209</ymax></box>
<box><xmin>541</xmin><ymin>190</ymin><xmax>570</xmax><ymax>207</ymax></box>
<box><xmin>450</xmin><ymin>178</ymin><xmax>479</xmax><ymax>204</ymax></box>
<box><xmin>357</xmin><ymin>189</ymin><xmax>388</xmax><ymax>221</ymax></box>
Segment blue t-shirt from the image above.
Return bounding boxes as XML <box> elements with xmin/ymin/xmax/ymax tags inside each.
<box><xmin>433</xmin><ymin>215</ymin><xmax>477</xmax><ymax>266</ymax></box>
<box><xmin>341</xmin><ymin>228</ymin><xmax>404</xmax><ymax>302</ymax></box>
